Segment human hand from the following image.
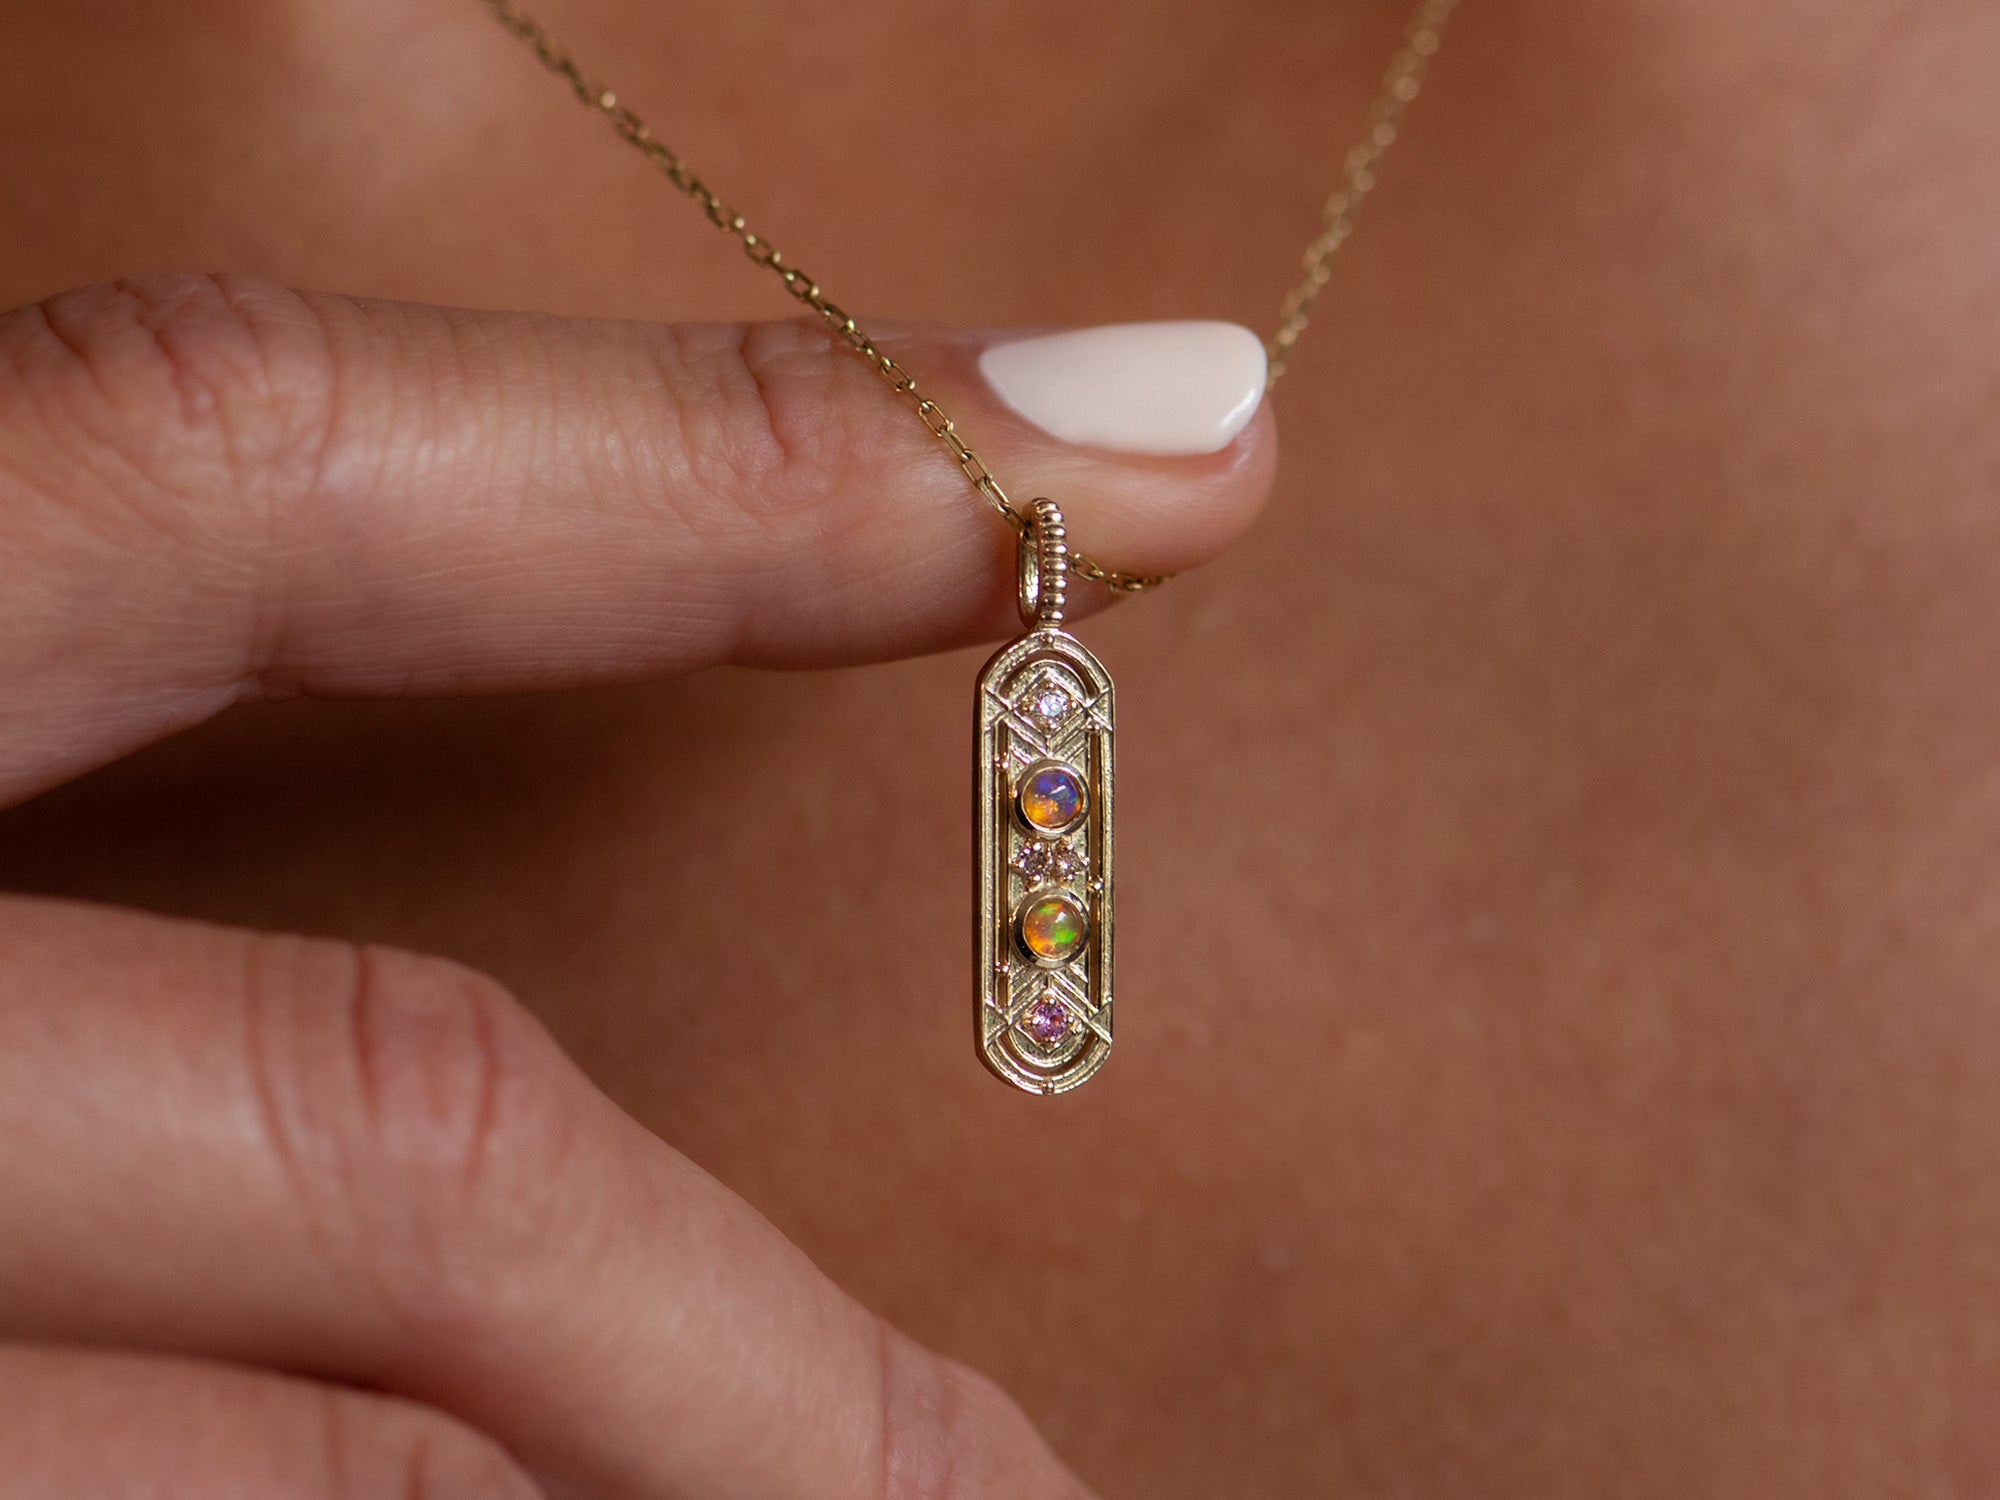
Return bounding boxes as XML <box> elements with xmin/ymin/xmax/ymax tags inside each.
<box><xmin>0</xmin><ymin>274</ymin><xmax>1272</xmax><ymax>1498</ymax></box>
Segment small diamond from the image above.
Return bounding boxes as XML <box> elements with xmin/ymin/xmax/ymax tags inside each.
<box><xmin>1014</xmin><ymin>839</ymin><xmax>1083</xmax><ymax>885</ymax></box>
<box><xmin>1020</xmin><ymin>993</ymin><xmax>1075</xmax><ymax>1046</ymax></box>
<box><xmin>1014</xmin><ymin>667</ymin><xmax>1080</xmax><ymax>735</ymax></box>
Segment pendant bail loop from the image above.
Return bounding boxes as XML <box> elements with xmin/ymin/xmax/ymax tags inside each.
<box><xmin>1016</xmin><ymin>498</ymin><xmax>1070</xmax><ymax>630</ymax></box>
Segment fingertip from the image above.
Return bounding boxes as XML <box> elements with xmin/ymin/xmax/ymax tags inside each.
<box><xmin>1027</xmin><ymin>395</ymin><xmax>1280</xmax><ymax>580</ymax></box>
<box><xmin>886</xmin><ymin>325</ymin><xmax>1280</xmax><ymax>587</ymax></box>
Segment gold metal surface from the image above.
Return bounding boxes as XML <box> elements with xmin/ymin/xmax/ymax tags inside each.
<box><xmin>976</xmin><ymin>626</ymin><xmax>1114</xmax><ymax>1095</ymax></box>
<box><xmin>972</xmin><ymin>500</ymin><xmax>1114</xmax><ymax>1094</ymax></box>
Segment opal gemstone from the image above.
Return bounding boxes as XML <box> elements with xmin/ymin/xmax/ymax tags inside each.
<box><xmin>1022</xmin><ymin>994</ymin><xmax>1075</xmax><ymax>1045</ymax></box>
<box><xmin>1018</xmin><ymin>893</ymin><xmax>1089</xmax><ymax>964</ymax></box>
<box><xmin>1018</xmin><ymin>764</ymin><xmax>1086</xmax><ymax>834</ymax></box>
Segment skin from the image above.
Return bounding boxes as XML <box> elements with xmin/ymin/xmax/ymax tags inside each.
<box><xmin>3</xmin><ymin>0</ymin><xmax>1999</xmax><ymax>1495</ymax></box>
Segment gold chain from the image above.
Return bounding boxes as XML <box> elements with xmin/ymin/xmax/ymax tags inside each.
<box><xmin>1267</xmin><ymin>0</ymin><xmax>1461</xmax><ymax>386</ymax></box>
<box><xmin>480</xmin><ymin>0</ymin><xmax>1459</xmax><ymax>592</ymax></box>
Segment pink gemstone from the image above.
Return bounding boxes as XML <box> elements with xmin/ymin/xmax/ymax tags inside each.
<box><xmin>1022</xmin><ymin>995</ymin><xmax>1073</xmax><ymax>1045</ymax></box>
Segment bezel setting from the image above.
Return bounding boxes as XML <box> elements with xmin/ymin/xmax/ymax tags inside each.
<box><xmin>1015</xmin><ymin>891</ymin><xmax>1091</xmax><ymax>967</ymax></box>
<box><xmin>1015</xmin><ymin>759</ymin><xmax>1089</xmax><ymax>837</ymax></box>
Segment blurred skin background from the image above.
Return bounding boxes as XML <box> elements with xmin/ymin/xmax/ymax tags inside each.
<box><xmin>3</xmin><ymin>1</ymin><xmax>1998</xmax><ymax>1494</ymax></box>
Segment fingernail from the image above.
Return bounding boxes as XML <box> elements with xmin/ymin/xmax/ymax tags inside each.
<box><xmin>977</xmin><ymin>321</ymin><xmax>1268</xmax><ymax>457</ymax></box>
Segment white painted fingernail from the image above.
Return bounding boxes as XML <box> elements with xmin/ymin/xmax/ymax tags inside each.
<box><xmin>977</xmin><ymin>321</ymin><xmax>1268</xmax><ymax>457</ymax></box>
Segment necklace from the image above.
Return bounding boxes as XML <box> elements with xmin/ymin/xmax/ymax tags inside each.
<box><xmin>481</xmin><ymin>0</ymin><xmax>1461</xmax><ymax>1095</ymax></box>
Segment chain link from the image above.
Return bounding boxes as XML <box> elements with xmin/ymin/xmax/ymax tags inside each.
<box><xmin>480</xmin><ymin>0</ymin><xmax>1458</xmax><ymax>592</ymax></box>
<box><xmin>1266</xmin><ymin>0</ymin><xmax>1462</xmax><ymax>387</ymax></box>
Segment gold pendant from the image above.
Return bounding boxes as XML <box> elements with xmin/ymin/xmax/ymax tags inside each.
<box><xmin>975</xmin><ymin>501</ymin><xmax>1114</xmax><ymax>1095</ymax></box>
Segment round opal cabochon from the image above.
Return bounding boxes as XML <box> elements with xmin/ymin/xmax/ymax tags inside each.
<box><xmin>1018</xmin><ymin>892</ymin><xmax>1090</xmax><ymax>964</ymax></box>
<box><xmin>1018</xmin><ymin>762</ymin><xmax>1087</xmax><ymax>834</ymax></box>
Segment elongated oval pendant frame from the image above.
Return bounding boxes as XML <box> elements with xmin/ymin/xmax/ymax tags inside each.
<box><xmin>975</xmin><ymin>626</ymin><xmax>1114</xmax><ymax>1094</ymax></box>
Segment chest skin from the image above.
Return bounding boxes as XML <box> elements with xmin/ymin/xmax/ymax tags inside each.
<box><xmin>4</xmin><ymin>2</ymin><xmax>2000</xmax><ymax>1494</ymax></box>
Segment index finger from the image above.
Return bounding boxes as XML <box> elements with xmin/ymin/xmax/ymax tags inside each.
<box><xmin>0</xmin><ymin>273</ymin><xmax>1274</xmax><ymax>803</ymax></box>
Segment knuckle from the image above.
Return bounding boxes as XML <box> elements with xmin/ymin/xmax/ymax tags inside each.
<box><xmin>650</xmin><ymin>318</ymin><xmax>888</xmax><ymax>529</ymax></box>
<box><xmin>9</xmin><ymin>272</ymin><xmax>337</xmax><ymax>523</ymax></box>
<box><xmin>877</xmin><ymin>1325</ymin><xmax>1085</xmax><ymax>1500</ymax></box>
<box><xmin>319</xmin><ymin>1387</ymin><xmax>540</xmax><ymax>1500</ymax></box>
<box><xmin>239</xmin><ymin>931</ymin><xmax>582</xmax><ymax>1320</ymax></box>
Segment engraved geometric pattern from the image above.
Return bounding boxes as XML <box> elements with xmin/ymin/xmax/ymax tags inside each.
<box><xmin>974</xmin><ymin>626</ymin><xmax>1114</xmax><ymax>1094</ymax></box>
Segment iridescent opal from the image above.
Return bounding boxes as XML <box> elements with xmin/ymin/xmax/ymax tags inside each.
<box><xmin>1018</xmin><ymin>764</ymin><xmax>1086</xmax><ymax>834</ymax></box>
<box><xmin>1018</xmin><ymin>893</ymin><xmax>1089</xmax><ymax>963</ymax></box>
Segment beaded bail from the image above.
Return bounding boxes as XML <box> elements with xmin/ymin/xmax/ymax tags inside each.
<box><xmin>1016</xmin><ymin>497</ymin><xmax>1070</xmax><ymax>630</ymax></box>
